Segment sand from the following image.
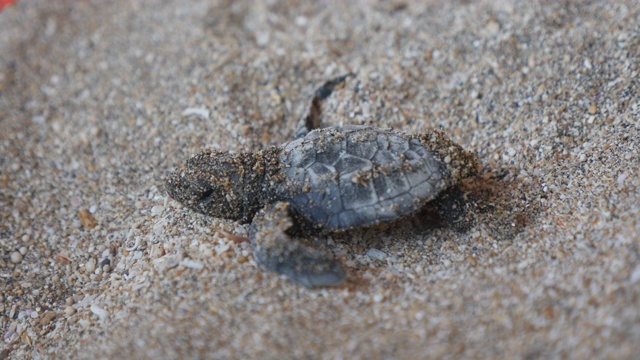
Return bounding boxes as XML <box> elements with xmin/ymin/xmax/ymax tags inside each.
<box><xmin>1</xmin><ymin>0</ymin><xmax>639</xmax><ymax>358</ymax></box>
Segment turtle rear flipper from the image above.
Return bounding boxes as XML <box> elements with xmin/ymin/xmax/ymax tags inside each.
<box><xmin>249</xmin><ymin>202</ymin><xmax>346</xmax><ymax>287</ymax></box>
<box><xmin>294</xmin><ymin>73</ymin><xmax>355</xmax><ymax>139</ymax></box>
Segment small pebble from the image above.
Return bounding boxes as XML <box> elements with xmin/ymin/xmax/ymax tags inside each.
<box><xmin>150</xmin><ymin>205</ymin><xmax>164</xmax><ymax>215</ymax></box>
<box><xmin>70</xmin><ymin>196</ymin><xmax>82</xmax><ymax>208</ymax></box>
<box><xmin>90</xmin><ymin>304</ymin><xmax>109</xmax><ymax>321</ymax></box>
<box><xmin>85</xmin><ymin>258</ymin><xmax>97</xmax><ymax>273</ymax></box>
<box><xmin>65</xmin><ymin>306</ymin><xmax>75</xmax><ymax>316</ymax></box>
<box><xmin>202</xmin><ymin>248</ymin><xmax>214</xmax><ymax>258</ymax></box>
<box><xmin>366</xmin><ymin>248</ymin><xmax>387</xmax><ymax>262</ymax></box>
<box><xmin>78</xmin><ymin>208</ymin><xmax>97</xmax><ymax>229</ymax></box>
<box><xmin>39</xmin><ymin>311</ymin><xmax>57</xmax><ymax>325</ymax></box>
<box><xmin>19</xmin><ymin>246</ymin><xmax>27</xmax><ymax>255</ymax></box>
<box><xmin>10</xmin><ymin>252</ymin><xmax>23</xmax><ymax>263</ymax></box>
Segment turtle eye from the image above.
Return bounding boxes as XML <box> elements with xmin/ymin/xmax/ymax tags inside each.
<box><xmin>197</xmin><ymin>188</ymin><xmax>215</xmax><ymax>203</ymax></box>
<box><xmin>191</xmin><ymin>177</ymin><xmax>220</xmax><ymax>203</ymax></box>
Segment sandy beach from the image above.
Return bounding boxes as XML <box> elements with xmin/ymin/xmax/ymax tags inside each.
<box><xmin>1</xmin><ymin>0</ymin><xmax>639</xmax><ymax>358</ymax></box>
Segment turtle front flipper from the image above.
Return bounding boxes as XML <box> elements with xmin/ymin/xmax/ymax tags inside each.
<box><xmin>249</xmin><ymin>201</ymin><xmax>346</xmax><ymax>287</ymax></box>
<box><xmin>294</xmin><ymin>73</ymin><xmax>355</xmax><ymax>139</ymax></box>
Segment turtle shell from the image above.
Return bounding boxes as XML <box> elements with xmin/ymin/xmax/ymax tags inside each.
<box><xmin>278</xmin><ymin>125</ymin><xmax>457</xmax><ymax>230</ymax></box>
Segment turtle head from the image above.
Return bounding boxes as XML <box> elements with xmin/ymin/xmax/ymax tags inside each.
<box><xmin>165</xmin><ymin>149</ymin><xmax>269</xmax><ymax>223</ymax></box>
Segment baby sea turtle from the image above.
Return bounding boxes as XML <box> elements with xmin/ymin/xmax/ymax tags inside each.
<box><xmin>166</xmin><ymin>75</ymin><xmax>478</xmax><ymax>287</ymax></box>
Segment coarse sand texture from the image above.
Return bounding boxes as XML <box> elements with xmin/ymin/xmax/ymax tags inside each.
<box><xmin>1</xmin><ymin>1</ymin><xmax>639</xmax><ymax>358</ymax></box>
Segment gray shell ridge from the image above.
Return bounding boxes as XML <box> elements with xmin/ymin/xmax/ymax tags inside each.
<box><xmin>277</xmin><ymin>126</ymin><xmax>452</xmax><ymax>230</ymax></box>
